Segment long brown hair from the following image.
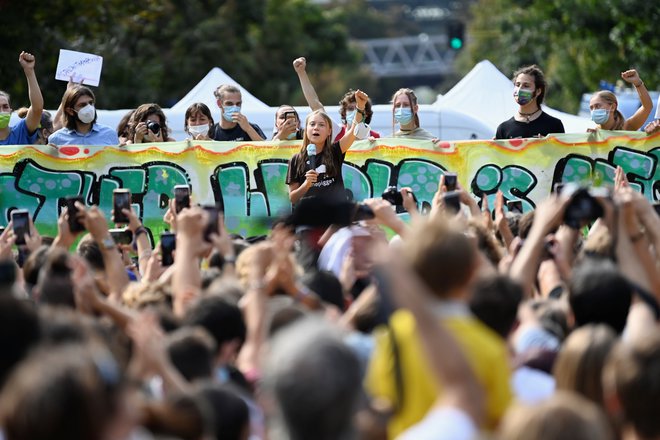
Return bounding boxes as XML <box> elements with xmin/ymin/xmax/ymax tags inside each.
<box><xmin>295</xmin><ymin>110</ymin><xmax>338</xmax><ymax>178</ymax></box>
<box><xmin>62</xmin><ymin>85</ymin><xmax>97</xmax><ymax>130</ymax></box>
<box><xmin>391</xmin><ymin>88</ymin><xmax>420</xmax><ymax>133</ymax></box>
<box><xmin>592</xmin><ymin>91</ymin><xmax>625</xmax><ymax>130</ymax></box>
<box><xmin>128</xmin><ymin>103</ymin><xmax>171</xmax><ymax>142</ymax></box>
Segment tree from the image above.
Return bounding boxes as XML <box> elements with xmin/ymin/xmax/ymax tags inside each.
<box><xmin>457</xmin><ymin>0</ymin><xmax>660</xmax><ymax>113</ymax></box>
<box><xmin>0</xmin><ymin>0</ymin><xmax>369</xmax><ymax>110</ymax></box>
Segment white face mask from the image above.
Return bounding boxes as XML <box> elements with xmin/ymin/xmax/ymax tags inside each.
<box><xmin>188</xmin><ymin>124</ymin><xmax>209</xmax><ymax>137</ymax></box>
<box><xmin>76</xmin><ymin>104</ymin><xmax>96</xmax><ymax>124</ymax></box>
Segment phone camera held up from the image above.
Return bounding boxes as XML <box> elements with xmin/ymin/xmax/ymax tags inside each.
<box><xmin>381</xmin><ymin>186</ymin><xmax>417</xmax><ymax>213</ymax></box>
<box><xmin>174</xmin><ymin>185</ymin><xmax>191</xmax><ymax>213</ymax></box>
<box><xmin>563</xmin><ymin>184</ymin><xmax>606</xmax><ymax>229</ymax></box>
<box><xmin>160</xmin><ymin>232</ymin><xmax>176</xmax><ymax>266</ymax></box>
<box><xmin>11</xmin><ymin>210</ymin><xmax>30</xmax><ymax>246</ymax></box>
<box><xmin>147</xmin><ymin>121</ymin><xmax>161</xmax><ymax>134</ymax></box>
<box><xmin>112</xmin><ymin>189</ymin><xmax>131</xmax><ymax>224</ymax></box>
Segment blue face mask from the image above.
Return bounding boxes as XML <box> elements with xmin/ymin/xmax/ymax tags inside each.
<box><xmin>223</xmin><ymin>106</ymin><xmax>240</xmax><ymax>123</ymax></box>
<box><xmin>591</xmin><ymin>108</ymin><xmax>609</xmax><ymax>125</ymax></box>
<box><xmin>345</xmin><ymin>109</ymin><xmax>356</xmax><ymax>126</ymax></box>
<box><xmin>394</xmin><ymin>108</ymin><xmax>414</xmax><ymax>125</ymax></box>
<box><xmin>287</xmin><ymin>131</ymin><xmax>297</xmax><ymax>140</ymax></box>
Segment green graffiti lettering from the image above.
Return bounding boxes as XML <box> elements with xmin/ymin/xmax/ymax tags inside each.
<box><xmin>343</xmin><ymin>162</ymin><xmax>373</xmax><ymax>201</ymax></box>
<box><xmin>396</xmin><ymin>160</ymin><xmax>444</xmax><ymax>205</ymax></box>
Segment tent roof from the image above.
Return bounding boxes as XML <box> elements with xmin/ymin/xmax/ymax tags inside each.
<box><xmin>435</xmin><ymin>60</ymin><xmax>593</xmax><ymax>134</ymax></box>
<box><xmin>170</xmin><ymin>67</ymin><xmax>270</xmax><ymax>112</ymax></box>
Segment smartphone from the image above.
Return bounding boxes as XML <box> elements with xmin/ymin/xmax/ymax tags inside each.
<box><xmin>65</xmin><ymin>195</ymin><xmax>86</xmax><ymax>233</ymax></box>
<box><xmin>113</xmin><ymin>189</ymin><xmax>131</xmax><ymax>224</ymax></box>
<box><xmin>202</xmin><ymin>204</ymin><xmax>221</xmax><ymax>242</ymax></box>
<box><xmin>109</xmin><ymin>228</ymin><xmax>133</xmax><ymax>245</ymax></box>
<box><xmin>11</xmin><ymin>209</ymin><xmax>30</xmax><ymax>246</ymax></box>
<box><xmin>507</xmin><ymin>200</ymin><xmax>523</xmax><ymax>214</ymax></box>
<box><xmin>284</xmin><ymin>111</ymin><xmax>296</xmax><ymax>120</ymax></box>
<box><xmin>444</xmin><ymin>173</ymin><xmax>458</xmax><ymax>192</ymax></box>
<box><xmin>160</xmin><ymin>232</ymin><xmax>176</xmax><ymax>266</ymax></box>
<box><xmin>443</xmin><ymin>191</ymin><xmax>460</xmax><ymax>213</ymax></box>
<box><xmin>173</xmin><ymin>185</ymin><xmax>191</xmax><ymax>213</ymax></box>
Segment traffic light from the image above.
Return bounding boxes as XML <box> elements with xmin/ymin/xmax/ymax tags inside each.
<box><xmin>448</xmin><ymin>21</ymin><xmax>465</xmax><ymax>50</ymax></box>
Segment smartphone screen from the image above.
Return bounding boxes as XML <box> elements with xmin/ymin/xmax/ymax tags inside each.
<box><xmin>507</xmin><ymin>200</ymin><xmax>523</xmax><ymax>214</ymax></box>
<box><xmin>109</xmin><ymin>228</ymin><xmax>133</xmax><ymax>245</ymax></box>
<box><xmin>174</xmin><ymin>185</ymin><xmax>191</xmax><ymax>213</ymax></box>
<box><xmin>113</xmin><ymin>189</ymin><xmax>131</xmax><ymax>224</ymax></box>
<box><xmin>65</xmin><ymin>196</ymin><xmax>85</xmax><ymax>233</ymax></box>
<box><xmin>202</xmin><ymin>205</ymin><xmax>220</xmax><ymax>242</ymax></box>
<box><xmin>444</xmin><ymin>173</ymin><xmax>458</xmax><ymax>192</ymax></box>
<box><xmin>160</xmin><ymin>232</ymin><xmax>176</xmax><ymax>266</ymax></box>
<box><xmin>11</xmin><ymin>210</ymin><xmax>30</xmax><ymax>246</ymax></box>
<box><xmin>284</xmin><ymin>111</ymin><xmax>296</xmax><ymax>120</ymax></box>
<box><xmin>443</xmin><ymin>191</ymin><xmax>460</xmax><ymax>213</ymax></box>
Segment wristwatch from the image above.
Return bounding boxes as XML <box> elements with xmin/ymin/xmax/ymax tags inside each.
<box><xmin>99</xmin><ymin>235</ymin><xmax>116</xmax><ymax>250</ymax></box>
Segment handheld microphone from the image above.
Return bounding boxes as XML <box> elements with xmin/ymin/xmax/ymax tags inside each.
<box><xmin>306</xmin><ymin>144</ymin><xmax>317</xmax><ymax>171</ymax></box>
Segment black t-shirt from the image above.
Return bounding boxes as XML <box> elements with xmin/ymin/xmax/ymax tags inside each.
<box><xmin>286</xmin><ymin>141</ymin><xmax>345</xmax><ymax>201</ymax></box>
<box><xmin>210</xmin><ymin>122</ymin><xmax>266</xmax><ymax>142</ymax></box>
<box><xmin>495</xmin><ymin>112</ymin><xmax>565</xmax><ymax>139</ymax></box>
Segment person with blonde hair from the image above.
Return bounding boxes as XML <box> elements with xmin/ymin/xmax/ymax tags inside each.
<box><xmin>553</xmin><ymin>324</ymin><xmax>617</xmax><ymax>405</ymax></box>
<box><xmin>286</xmin><ymin>90</ymin><xmax>369</xmax><ymax>204</ymax></box>
<box><xmin>391</xmin><ymin>88</ymin><xmax>436</xmax><ymax>140</ymax></box>
<box><xmin>589</xmin><ymin>70</ymin><xmax>652</xmax><ymax>131</ymax></box>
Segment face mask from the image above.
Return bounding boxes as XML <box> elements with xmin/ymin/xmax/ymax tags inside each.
<box><xmin>76</xmin><ymin>104</ymin><xmax>96</xmax><ymax>124</ymax></box>
<box><xmin>514</xmin><ymin>88</ymin><xmax>535</xmax><ymax>106</ymax></box>
<box><xmin>0</xmin><ymin>112</ymin><xmax>10</xmax><ymax>129</ymax></box>
<box><xmin>188</xmin><ymin>124</ymin><xmax>209</xmax><ymax>137</ymax></box>
<box><xmin>345</xmin><ymin>109</ymin><xmax>356</xmax><ymax>126</ymax></box>
<box><xmin>591</xmin><ymin>108</ymin><xmax>610</xmax><ymax>125</ymax></box>
<box><xmin>223</xmin><ymin>106</ymin><xmax>240</xmax><ymax>123</ymax></box>
<box><xmin>394</xmin><ymin>108</ymin><xmax>414</xmax><ymax>126</ymax></box>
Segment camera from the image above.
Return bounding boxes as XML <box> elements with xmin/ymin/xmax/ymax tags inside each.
<box><xmin>381</xmin><ymin>186</ymin><xmax>403</xmax><ymax>206</ymax></box>
<box><xmin>147</xmin><ymin>120</ymin><xmax>161</xmax><ymax>134</ymax></box>
<box><xmin>563</xmin><ymin>184</ymin><xmax>606</xmax><ymax>228</ymax></box>
<box><xmin>381</xmin><ymin>186</ymin><xmax>417</xmax><ymax>213</ymax></box>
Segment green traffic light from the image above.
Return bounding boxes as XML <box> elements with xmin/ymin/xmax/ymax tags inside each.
<box><xmin>450</xmin><ymin>37</ymin><xmax>463</xmax><ymax>50</ymax></box>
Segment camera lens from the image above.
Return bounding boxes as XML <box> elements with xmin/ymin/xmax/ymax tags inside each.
<box><xmin>147</xmin><ymin>121</ymin><xmax>161</xmax><ymax>134</ymax></box>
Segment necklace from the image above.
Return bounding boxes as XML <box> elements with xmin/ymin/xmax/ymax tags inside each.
<box><xmin>518</xmin><ymin>108</ymin><xmax>541</xmax><ymax>123</ymax></box>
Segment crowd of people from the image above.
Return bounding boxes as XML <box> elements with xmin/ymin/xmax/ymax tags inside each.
<box><xmin>0</xmin><ymin>51</ymin><xmax>659</xmax><ymax>440</ymax></box>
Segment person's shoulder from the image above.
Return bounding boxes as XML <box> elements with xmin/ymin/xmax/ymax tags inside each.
<box><xmin>48</xmin><ymin>127</ymin><xmax>71</xmax><ymax>143</ymax></box>
<box><xmin>93</xmin><ymin>123</ymin><xmax>117</xmax><ymax>133</ymax></box>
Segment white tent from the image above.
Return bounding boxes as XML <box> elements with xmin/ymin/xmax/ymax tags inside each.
<box><xmin>434</xmin><ymin>60</ymin><xmax>594</xmax><ymax>134</ymax></box>
<box><xmin>170</xmin><ymin>67</ymin><xmax>270</xmax><ymax>113</ymax></box>
<box><xmin>86</xmin><ymin>63</ymin><xmax>501</xmax><ymax>141</ymax></box>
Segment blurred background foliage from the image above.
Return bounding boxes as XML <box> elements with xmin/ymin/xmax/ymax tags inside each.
<box><xmin>0</xmin><ymin>0</ymin><xmax>657</xmax><ymax>114</ymax></box>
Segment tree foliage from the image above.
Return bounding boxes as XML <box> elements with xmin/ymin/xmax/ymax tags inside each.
<box><xmin>458</xmin><ymin>0</ymin><xmax>660</xmax><ymax>113</ymax></box>
<box><xmin>0</xmin><ymin>0</ymin><xmax>368</xmax><ymax>109</ymax></box>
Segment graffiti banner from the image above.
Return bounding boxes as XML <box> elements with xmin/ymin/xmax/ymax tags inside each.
<box><xmin>0</xmin><ymin>131</ymin><xmax>658</xmax><ymax>239</ymax></box>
